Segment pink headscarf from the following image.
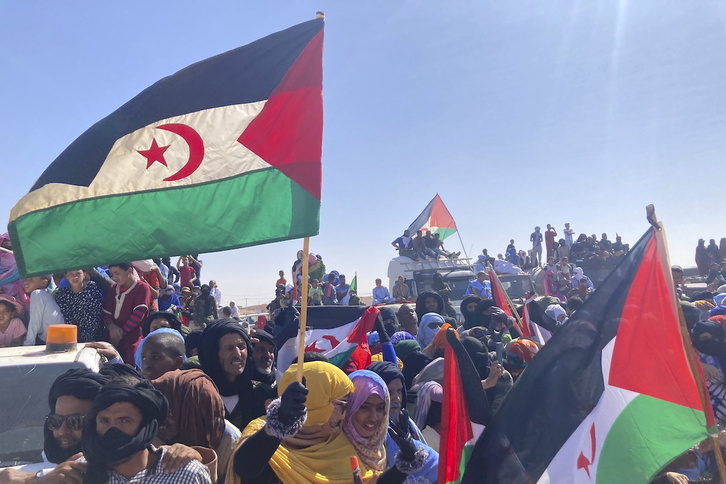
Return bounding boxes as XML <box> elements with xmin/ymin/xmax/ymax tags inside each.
<box><xmin>342</xmin><ymin>370</ymin><xmax>389</xmax><ymax>471</ymax></box>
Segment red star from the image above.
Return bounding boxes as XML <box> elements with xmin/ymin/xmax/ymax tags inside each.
<box><xmin>138</xmin><ymin>139</ymin><xmax>170</xmax><ymax>169</ymax></box>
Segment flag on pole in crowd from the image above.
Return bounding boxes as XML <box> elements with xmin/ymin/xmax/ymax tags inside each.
<box><xmin>439</xmin><ymin>330</ymin><xmax>489</xmax><ymax>484</ymax></box>
<box><xmin>462</xmin><ymin>226</ymin><xmax>713</xmax><ymax>483</ymax></box>
<box><xmin>349</xmin><ymin>273</ymin><xmax>358</xmax><ymax>293</ymax></box>
<box><xmin>276</xmin><ymin>305</ymin><xmax>378</xmax><ymax>373</ymax></box>
<box><xmin>408</xmin><ymin>194</ymin><xmax>457</xmax><ymax>241</ymax></box>
<box><xmin>9</xmin><ymin>18</ymin><xmax>324</xmax><ymax>276</ymax></box>
<box><xmin>521</xmin><ymin>295</ymin><xmax>553</xmax><ymax>345</ymax></box>
<box><xmin>487</xmin><ymin>269</ymin><xmax>528</xmax><ymax>337</ymax></box>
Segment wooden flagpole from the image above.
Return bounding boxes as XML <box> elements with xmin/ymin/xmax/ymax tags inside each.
<box><xmin>648</xmin><ymin>205</ymin><xmax>726</xmax><ymax>482</ymax></box>
<box><xmin>296</xmin><ymin>237</ymin><xmax>311</xmax><ymax>382</ymax></box>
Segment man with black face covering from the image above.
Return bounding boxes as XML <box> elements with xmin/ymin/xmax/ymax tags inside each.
<box><xmin>82</xmin><ymin>380</ymin><xmax>211</xmax><ymax>483</ymax></box>
<box><xmin>460</xmin><ymin>295</ymin><xmax>484</xmax><ymax>330</ymax></box>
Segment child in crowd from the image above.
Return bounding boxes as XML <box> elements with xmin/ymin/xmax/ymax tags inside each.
<box><xmin>0</xmin><ymin>295</ymin><xmax>26</xmax><ymax>347</ymax></box>
<box><xmin>23</xmin><ymin>275</ymin><xmax>65</xmax><ymax>345</ymax></box>
<box><xmin>309</xmin><ymin>279</ymin><xmax>323</xmax><ymax>305</ymax></box>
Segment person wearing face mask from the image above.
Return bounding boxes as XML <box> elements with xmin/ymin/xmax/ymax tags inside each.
<box><xmin>460</xmin><ymin>295</ymin><xmax>484</xmax><ymax>330</ymax></box>
<box><xmin>81</xmin><ymin>380</ymin><xmax>211</xmax><ymax>483</ymax></box>
<box><xmin>691</xmin><ymin>321</ymin><xmax>726</xmax><ymax>427</ymax></box>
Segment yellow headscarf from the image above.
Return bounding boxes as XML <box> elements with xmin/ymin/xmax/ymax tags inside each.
<box><xmin>226</xmin><ymin>362</ymin><xmax>378</xmax><ymax>484</ymax></box>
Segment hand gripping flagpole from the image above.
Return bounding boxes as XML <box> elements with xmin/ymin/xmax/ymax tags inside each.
<box><xmin>648</xmin><ymin>204</ymin><xmax>726</xmax><ymax>482</ymax></box>
<box><xmin>296</xmin><ymin>237</ymin><xmax>311</xmax><ymax>383</ymax></box>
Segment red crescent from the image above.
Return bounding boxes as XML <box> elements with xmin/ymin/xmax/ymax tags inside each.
<box><xmin>157</xmin><ymin>123</ymin><xmax>205</xmax><ymax>182</ymax></box>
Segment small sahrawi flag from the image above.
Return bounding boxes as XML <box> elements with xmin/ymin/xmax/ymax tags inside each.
<box><xmin>9</xmin><ymin>19</ymin><xmax>324</xmax><ymax>276</ymax></box>
<box><xmin>408</xmin><ymin>194</ymin><xmax>457</xmax><ymax>241</ymax></box>
<box><xmin>439</xmin><ymin>329</ymin><xmax>489</xmax><ymax>484</ymax></box>
<box><xmin>462</xmin><ymin>226</ymin><xmax>713</xmax><ymax>483</ymax></box>
<box><xmin>275</xmin><ymin>305</ymin><xmax>378</xmax><ymax>374</ymax></box>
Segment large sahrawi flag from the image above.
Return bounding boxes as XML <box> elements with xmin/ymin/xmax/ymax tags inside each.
<box><xmin>462</xmin><ymin>226</ymin><xmax>712</xmax><ymax>483</ymax></box>
<box><xmin>9</xmin><ymin>19</ymin><xmax>324</xmax><ymax>276</ymax></box>
<box><xmin>408</xmin><ymin>194</ymin><xmax>457</xmax><ymax>241</ymax></box>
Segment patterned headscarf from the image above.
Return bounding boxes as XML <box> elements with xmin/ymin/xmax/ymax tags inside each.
<box><xmin>343</xmin><ymin>370</ymin><xmax>389</xmax><ymax>472</ymax></box>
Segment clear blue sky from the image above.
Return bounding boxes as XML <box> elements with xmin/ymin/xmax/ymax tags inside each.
<box><xmin>2</xmin><ymin>2</ymin><xmax>725</xmax><ymax>305</ymax></box>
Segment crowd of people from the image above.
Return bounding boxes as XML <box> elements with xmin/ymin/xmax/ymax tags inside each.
<box><xmin>3</xmin><ymin>224</ymin><xmax>726</xmax><ymax>483</ymax></box>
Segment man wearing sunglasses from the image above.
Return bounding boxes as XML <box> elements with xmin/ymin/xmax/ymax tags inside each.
<box><xmin>0</xmin><ymin>368</ymin><xmax>109</xmax><ymax>482</ymax></box>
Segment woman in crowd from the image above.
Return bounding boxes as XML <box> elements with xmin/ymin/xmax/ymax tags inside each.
<box><xmin>368</xmin><ymin>361</ymin><xmax>439</xmax><ymax>483</ymax></box>
<box><xmin>230</xmin><ymin>362</ymin><xmax>427</xmax><ymax>483</ymax></box>
<box><xmin>198</xmin><ymin>319</ymin><xmax>272</xmax><ymax>432</ymax></box>
<box><xmin>54</xmin><ymin>268</ymin><xmax>105</xmax><ymax>342</ymax></box>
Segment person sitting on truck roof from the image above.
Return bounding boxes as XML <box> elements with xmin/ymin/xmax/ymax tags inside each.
<box><xmin>432</xmin><ymin>233</ymin><xmax>459</xmax><ymax>259</ymax></box>
<box><xmin>392</xmin><ymin>230</ymin><xmax>418</xmax><ymax>260</ymax></box>
<box><xmin>414</xmin><ymin>291</ymin><xmax>445</xmax><ymax>321</ymax></box>
<box><xmin>465</xmin><ymin>272</ymin><xmax>492</xmax><ymax>299</ymax></box>
<box><xmin>412</xmin><ymin>230</ymin><xmax>436</xmax><ymax>261</ymax></box>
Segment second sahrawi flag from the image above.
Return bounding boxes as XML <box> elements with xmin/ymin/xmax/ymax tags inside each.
<box><xmin>9</xmin><ymin>18</ymin><xmax>324</xmax><ymax>276</ymax></box>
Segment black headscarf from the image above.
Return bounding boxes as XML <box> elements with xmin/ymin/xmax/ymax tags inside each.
<box><xmin>82</xmin><ymin>381</ymin><xmax>168</xmax><ymax>483</ymax></box>
<box><xmin>198</xmin><ymin>319</ymin><xmax>267</xmax><ymax>430</ymax></box>
<box><xmin>401</xmin><ymin>351</ymin><xmax>434</xmax><ymax>390</ymax></box>
<box><xmin>378</xmin><ymin>306</ymin><xmax>400</xmax><ymax>335</ymax></box>
<box><xmin>198</xmin><ymin>319</ymin><xmax>254</xmax><ymax>396</ymax></box>
<box><xmin>248</xmin><ymin>329</ymin><xmax>277</xmax><ymax>386</ymax></box>
<box><xmin>368</xmin><ymin>360</ymin><xmax>408</xmax><ymax>404</ymax></box>
<box><xmin>185</xmin><ymin>329</ymin><xmax>204</xmax><ymax>357</ymax></box>
<box><xmin>415</xmin><ymin>291</ymin><xmax>444</xmax><ymax>321</ymax></box>
<box><xmin>460</xmin><ymin>336</ymin><xmax>491</xmax><ymax>380</ymax></box>
<box><xmin>460</xmin><ymin>295</ymin><xmax>484</xmax><ymax>330</ymax></box>
<box><xmin>692</xmin><ymin>321</ymin><xmax>726</xmax><ymax>367</ymax></box>
<box><xmin>476</xmin><ymin>298</ymin><xmax>496</xmax><ymax>330</ymax></box>
<box><xmin>44</xmin><ymin>369</ymin><xmax>110</xmax><ymax>464</ymax></box>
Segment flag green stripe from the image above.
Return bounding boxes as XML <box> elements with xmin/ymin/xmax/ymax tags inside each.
<box><xmin>444</xmin><ymin>443</ymin><xmax>475</xmax><ymax>484</ymax></box>
<box><xmin>10</xmin><ymin>168</ymin><xmax>319</xmax><ymax>276</ymax></box>
<box><xmin>435</xmin><ymin>227</ymin><xmax>456</xmax><ymax>241</ymax></box>
<box><xmin>327</xmin><ymin>345</ymin><xmax>357</xmax><ymax>368</ymax></box>
<box><xmin>597</xmin><ymin>394</ymin><xmax>707</xmax><ymax>483</ymax></box>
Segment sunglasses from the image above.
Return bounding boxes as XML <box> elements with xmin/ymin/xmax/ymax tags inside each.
<box><xmin>505</xmin><ymin>355</ymin><xmax>528</xmax><ymax>367</ymax></box>
<box><xmin>46</xmin><ymin>413</ymin><xmax>86</xmax><ymax>431</ymax></box>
